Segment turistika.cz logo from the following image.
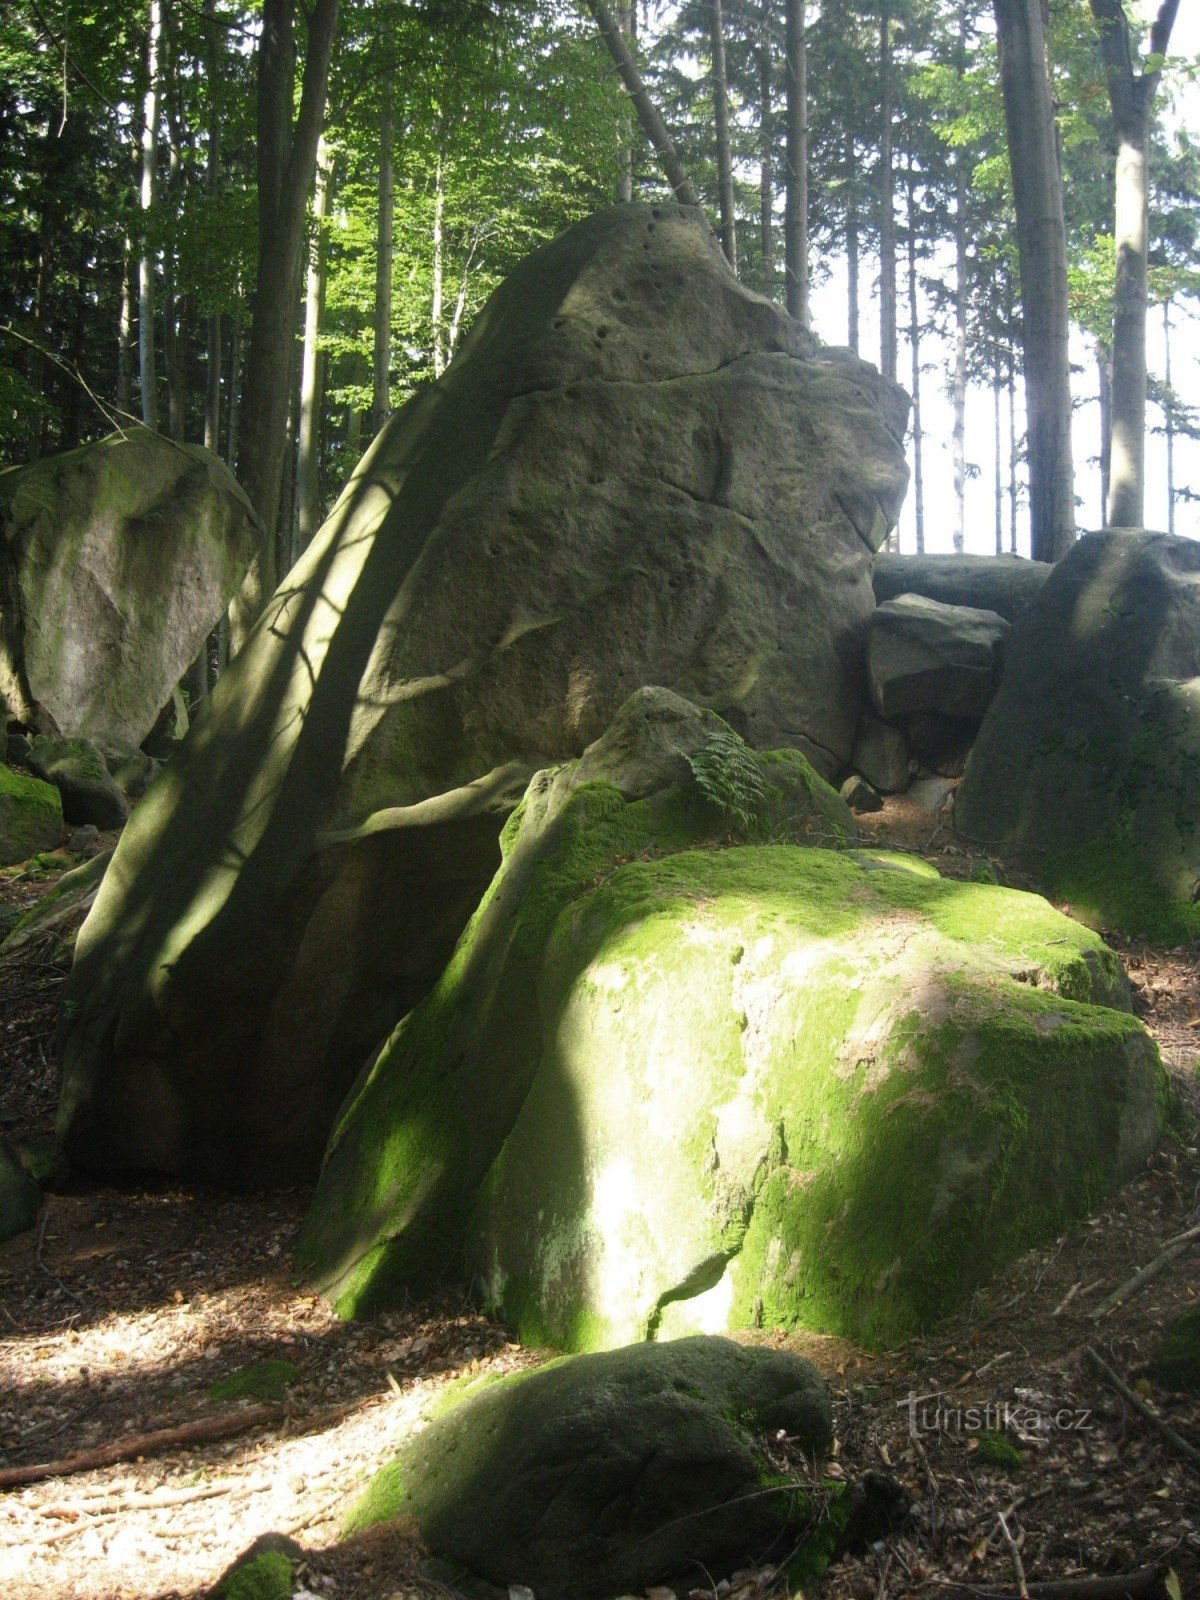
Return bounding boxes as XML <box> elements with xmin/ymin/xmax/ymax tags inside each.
<box><xmin>898</xmin><ymin>1391</ymin><xmax>1094</xmax><ymax>1439</ymax></box>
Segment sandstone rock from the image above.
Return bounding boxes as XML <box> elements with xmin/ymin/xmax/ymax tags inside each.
<box><xmin>343</xmin><ymin>1338</ymin><xmax>832</xmax><ymax>1600</ymax></box>
<box><xmin>955</xmin><ymin>530</ymin><xmax>1200</xmax><ymax>940</ymax></box>
<box><xmin>867</xmin><ymin>594</ymin><xmax>1008</xmax><ymax>721</ymax></box>
<box><xmin>93</xmin><ymin>735</ymin><xmax>160</xmax><ymax>800</ymax></box>
<box><xmin>841</xmin><ymin>772</ymin><xmax>883</xmax><ymax>812</ymax></box>
<box><xmin>297</xmin><ymin>696</ymin><xmax>1158</xmax><ymax>1351</ymax></box>
<box><xmin>28</xmin><ymin>736</ymin><xmax>130</xmax><ymax>830</ymax></box>
<box><xmin>58</xmin><ymin>205</ymin><xmax>908</xmax><ymax>1187</ymax></box>
<box><xmin>0</xmin><ymin>763</ymin><xmax>63</xmax><ymax>866</ymax></box>
<box><xmin>851</xmin><ymin>713</ymin><xmax>911</xmax><ymax>792</ymax></box>
<box><xmin>907</xmin><ymin>775</ymin><xmax>956</xmax><ymax>814</ymax></box>
<box><xmin>0</xmin><ymin>1136</ymin><xmax>42</xmax><ymax>1245</ymax></box>
<box><xmin>873</xmin><ymin>552</ymin><xmax>1051</xmax><ymax>623</ymax></box>
<box><xmin>0</xmin><ymin>429</ymin><xmax>258</xmax><ymax>746</ymax></box>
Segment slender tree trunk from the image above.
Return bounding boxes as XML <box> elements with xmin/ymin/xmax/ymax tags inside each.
<box><xmin>278</xmin><ymin>370</ymin><xmax>298</xmax><ymax>574</ymax></box>
<box><xmin>203</xmin><ymin>0</ymin><xmax>223</xmax><ymax>454</ymax></box>
<box><xmin>992</xmin><ymin>0</ymin><xmax>1074</xmax><ymax>561</ymax></box>
<box><xmin>1163</xmin><ymin>297</ymin><xmax>1175</xmax><ymax>535</ymax></box>
<box><xmin>951</xmin><ymin>0</ymin><xmax>969</xmax><ymax>554</ymax></box>
<box><xmin>296</xmin><ymin>135</ymin><xmax>332</xmax><ymax>553</ymax></box>
<box><xmin>583</xmin><ymin>0</ymin><xmax>701</xmax><ymax>209</ymax></box>
<box><xmin>846</xmin><ymin>135</ymin><xmax>859</xmax><ymax>353</ymax></box>
<box><xmin>905</xmin><ymin>161</ymin><xmax>924</xmax><ymax>554</ymax></box>
<box><xmin>139</xmin><ymin>0</ymin><xmax>162</xmax><ymax>432</ymax></box>
<box><xmin>371</xmin><ymin>90</ymin><xmax>394</xmax><ymax>436</ymax></box>
<box><xmin>878</xmin><ymin>1</ymin><xmax>897</xmax><ymax>382</ymax></box>
<box><xmin>758</xmin><ymin>2</ymin><xmax>774</xmax><ymax>292</ymax></box>
<box><xmin>161</xmin><ymin>9</ymin><xmax>185</xmax><ymax>441</ymax></box>
<box><xmin>1097</xmin><ymin>341</ymin><xmax>1112</xmax><ymax>524</ymax></box>
<box><xmin>1008</xmin><ymin>349</ymin><xmax>1019</xmax><ymax>554</ymax></box>
<box><xmin>783</xmin><ymin>0</ymin><xmax>808</xmax><ymax>322</ymax></box>
<box><xmin>446</xmin><ymin>233</ymin><xmax>479</xmax><ymax>367</ymax></box>
<box><xmin>993</xmin><ymin>356</ymin><xmax>1003</xmax><ymax>555</ymax></box>
<box><xmin>710</xmin><ymin>0</ymin><xmax>738</xmax><ymax>272</ymax></box>
<box><xmin>117</xmin><ymin>232</ymin><xmax>135</xmax><ymax>417</ymax></box>
<box><xmin>226</xmin><ymin>309</ymin><xmax>242</xmax><ymax>469</ymax></box>
<box><xmin>231</xmin><ymin>0</ymin><xmax>340</xmax><ymax>654</ymax></box>
<box><xmin>431</xmin><ymin>148</ymin><xmax>446</xmax><ymax>376</ymax></box>
<box><xmin>1090</xmin><ymin>0</ymin><xmax>1179</xmax><ymax>528</ymax></box>
<box><xmin>616</xmin><ymin>3</ymin><xmax>634</xmax><ymax>201</ymax></box>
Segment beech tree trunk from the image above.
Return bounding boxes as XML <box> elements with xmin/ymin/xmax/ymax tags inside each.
<box><xmin>992</xmin><ymin>0</ymin><xmax>1074</xmax><ymax>561</ymax></box>
<box><xmin>951</xmin><ymin>0</ymin><xmax>969</xmax><ymax>554</ymax></box>
<box><xmin>993</xmin><ymin>359</ymin><xmax>1003</xmax><ymax>555</ymax></box>
<box><xmin>230</xmin><ymin>0</ymin><xmax>340</xmax><ymax>655</ymax></box>
<box><xmin>1090</xmin><ymin>0</ymin><xmax>1179</xmax><ymax>528</ymax></box>
<box><xmin>710</xmin><ymin>0</ymin><xmax>737</xmax><ymax>272</ymax></box>
<box><xmin>1163</xmin><ymin>298</ymin><xmax>1175</xmax><ymax>535</ymax></box>
<box><xmin>296</xmin><ymin>136</ymin><xmax>332</xmax><ymax>553</ymax></box>
<box><xmin>202</xmin><ymin>0</ymin><xmax>223</xmax><ymax>454</ymax></box>
<box><xmin>431</xmin><ymin>148</ymin><xmax>446</xmax><ymax>376</ymax></box>
<box><xmin>846</xmin><ymin>135</ymin><xmax>859</xmax><ymax>353</ymax></box>
<box><xmin>1007</xmin><ymin>350</ymin><xmax>1019</xmax><ymax>554</ymax></box>
<box><xmin>616</xmin><ymin>3</ymin><xmax>634</xmax><ymax>202</ymax></box>
<box><xmin>117</xmin><ymin>233</ymin><xmax>134</xmax><ymax>417</ymax></box>
<box><xmin>878</xmin><ymin>1</ymin><xmax>897</xmax><ymax>382</ymax></box>
<box><xmin>758</xmin><ymin>2</ymin><xmax>774</xmax><ymax>291</ymax></box>
<box><xmin>583</xmin><ymin>0</ymin><xmax>701</xmax><ymax>209</ymax></box>
<box><xmin>1097</xmin><ymin>341</ymin><xmax>1113</xmax><ymax>523</ymax></box>
<box><xmin>371</xmin><ymin>91</ymin><xmax>394</xmax><ymax>437</ymax></box>
<box><xmin>906</xmin><ymin>162</ymin><xmax>924</xmax><ymax>554</ymax></box>
<box><xmin>138</xmin><ymin>0</ymin><xmax>162</xmax><ymax>432</ymax></box>
<box><xmin>783</xmin><ymin>0</ymin><xmax>808</xmax><ymax>322</ymax></box>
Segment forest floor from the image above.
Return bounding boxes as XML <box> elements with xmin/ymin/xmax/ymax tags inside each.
<box><xmin>1</xmin><ymin>801</ymin><xmax>1198</xmax><ymax>1600</ymax></box>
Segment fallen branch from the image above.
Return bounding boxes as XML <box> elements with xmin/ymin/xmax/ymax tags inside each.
<box><xmin>936</xmin><ymin>1568</ymin><xmax>1173</xmax><ymax>1600</ymax></box>
<box><xmin>1084</xmin><ymin>1346</ymin><xmax>1200</xmax><ymax>1472</ymax></box>
<box><xmin>1089</xmin><ymin>1224</ymin><xmax>1200</xmax><ymax>1320</ymax></box>
<box><xmin>0</xmin><ymin>1391</ymin><xmax>383</xmax><ymax>1491</ymax></box>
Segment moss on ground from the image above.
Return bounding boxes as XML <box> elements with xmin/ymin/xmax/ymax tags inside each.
<box><xmin>206</xmin><ymin>1358</ymin><xmax>298</xmax><ymax>1404</ymax></box>
<box><xmin>1151</xmin><ymin>1308</ymin><xmax>1200</xmax><ymax>1394</ymax></box>
<box><xmin>212</xmin><ymin>1549</ymin><xmax>293</xmax><ymax>1600</ymax></box>
<box><xmin>976</xmin><ymin>1431</ymin><xmax>1023</xmax><ymax>1469</ymax></box>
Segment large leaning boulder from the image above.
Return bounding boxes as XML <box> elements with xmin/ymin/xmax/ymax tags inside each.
<box><xmin>873</xmin><ymin>552</ymin><xmax>1051</xmax><ymax>624</ymax></box>
<box><xmin>0</xmin><ymin>429</ymin><xmax>258</xmax><ymax>746</ymax></box>
<box><xmin>867</xmin><ymin>593</ymin><xmax>1008</xmax><ymax>721</ymax></box>
<box><xmin>297</xmin><ymin>693</ymin><xmax>1161</xmax><ymax>1350</ymax></box>
<box><xmin>344</xmin><ymin>1337</ymin><xmax>833</xmax><ymax>1600</ymax></box>
<box><xmin>955</xmin><ymin>530</ymin><xmax>1200</xmax><ymax>940</ymax></box>
<box><xmin>58</xmin><ymin>204</ymin><xmax>909</xmax><ymax>1187</ymax></box>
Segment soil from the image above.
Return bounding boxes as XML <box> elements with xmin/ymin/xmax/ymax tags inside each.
<box><xmin>1</xmin><ymin>803</ymin><xmax>1198</xmax><ymax>1600</ymax></box>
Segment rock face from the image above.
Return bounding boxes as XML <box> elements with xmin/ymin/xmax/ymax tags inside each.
<box><xmin>0</xmin><ymin>1137</ymin><xmax>42</xmax><ymax>1244</ymax></box>
<box><xmin>297</xmin><ymin>693</ymin><xmax>1160</xmax><ymax>1350</ymax></box>
<box><xmin>0</xmin><ymin>429</ymin><xmax>258</xmax><ymax>746</ymax></box>
<box><xmin>955</xmin><ymin>530</ymin><xmax>1200</xmax><ymax>940</ymax></box>
<box><xmin>344</xmin><ymin>1337</ymin><xmax>833</xmax><ymax>1600</ymax></box>
<box><xmin>57</xmin><ymin>204</ymin><xmax>908</xmax><ymax>1187</ymax></box>
<box><xmin>27</xmin><ymin>736</ymin><xmax>130</xmax><ymax>830</ymax></box>
<box><xmin>0</xmin><ymin>763</ymin><xmax>62</xmax><ymax>866</ymax></box>
<box><xmin>867</xmin><ymin>593</ymin><xmax>1008</xmax><ymax>721</ymax></box>
<box><xmin>873</xmin><ymin>552</ymin><xmax>1051</xmax><ymax>624</ymax></box>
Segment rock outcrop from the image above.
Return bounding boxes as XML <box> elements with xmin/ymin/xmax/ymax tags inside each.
<box><xmin>867</xmin><ymin>593</ymin><xmax>1008</xmax><ymax>721</ymax></box>
<box><xmin>344</xmin><ymin>1337</ymin><xmax>834</xmax><ymax>1600</ymax></box>
<box><xmin>0</xmin><ymin>429</ymin><xmax>258</xmax><ymax>746</ymax></box>
<box><xmin>873</xmin><ymin>552</ymin><xmax>1051</xmax><ymax>624</ymax></box>
<box><xmin>58</xmin><ymin>204</ymin><xmax>908</xmax><ymax>1187</ymax></box>
<box><xmin>297</xmin><ymin>691</ymin><xmax>1160</xmax><ymax>1349</ymax></box>
<box><xmin>955</xmin><ymin>529</ymin><xmax>1200</xmax><ymax>939</ymax></box>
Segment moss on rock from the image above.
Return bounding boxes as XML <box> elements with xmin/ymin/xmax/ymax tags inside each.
<box><xmin>1151</xmin><ymin>1308</ymin><xmax>1200</xmax><ymax>1394</ymax></box>
<box><xmin>0</xmin><ymin>763</ymin><xmax>63</xmax><ymax>866</ymax></box>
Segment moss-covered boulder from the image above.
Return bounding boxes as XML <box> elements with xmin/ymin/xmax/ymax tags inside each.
<box><xmin>0</xmin><ymin>1135</ymin><xmax>43</xmax><ymax>1244</ymax></box>
<box><xmin>298</xmin><ymin>699</ymin><xmax>1160</xmax><ymax>1349</ymax></box>
<box><xmin>344</xmin><ymin>1336</ymin><xmax>833</xmax><ymax>1600</ymax></box>
<box><xmin>873</xmin><ymin>552</ymin><xmax>1051</xmax><ymax>625</ymax></box>
<box><xmin>955</xmin><ymin>530</ymin><xmax>1200</xmax><ymax>940</ymax></box>
<box><xmin>0</xmin><ymin>428</ymin><xmax>258</xmax><ymax>746</ymax></box>
<box><xmin>0</xmin><ymin>762</ymin><xmax>63</xmax><ymax>866</ymax></box>
<box><xmin>1151</xmin><ymin>1307</ymin><xmax>1200</xmax><ymax>1394</ymax></box>
<box><xmin>58</xmin><ymin>204</ymin><xmax>908</xmax><ymax>1188</ymax></box>
<box><xmin>28</xmin><ymin>736</ymin><xmax>129</xmax><ymax>830</ymax></box>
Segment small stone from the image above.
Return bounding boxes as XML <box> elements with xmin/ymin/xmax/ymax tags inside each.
<box><xmin>851</xmin><ymin>715</ymin><xmax>911</xmax><ymax>794</ymax></box>
<box><xmin>907</xmin><ymin>776</ymin><xmax>955</xmax><ymax>814</ymax></box>
<box><xmin>841</xmin><ymin>774</ymin><xmax>883</xmax><ymax>813</ymax></box>
<box><xmin>67</xmin><ymin>823</ymin><xmax>100</xmax><ymax>855</ymax></box>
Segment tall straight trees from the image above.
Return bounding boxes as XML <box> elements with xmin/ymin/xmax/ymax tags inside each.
<box><xmin>1089</xmin><ymin>0</ymin><xmax>1180</xmax><ymax>528</ymax></box>
<box><xmin>231</xmin><ymin>0</ymin><xmax>340</xmax><ymax>653</ymax></box>
<box><xmin>784</xmin><ymin>0</ymin><xmax>808</xmax><ymax>322</ymax></box>
<box><xmin>992</xmin><ymin>0</ymin><xmax>1074</xmax><ymax>562</ymax></box>
<box><xmin>709</xmin><ymin>0</ymin><xmax>738</xmax><ymax>270</ymax></box>
<box><xmin>139</xmin><ymin>0</ymin><xmax>162</xmax><ymax>431</ymax></box>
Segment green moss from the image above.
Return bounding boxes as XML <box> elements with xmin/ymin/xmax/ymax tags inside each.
<box><xmin>206</xmin><ymin>1359</ymin><xmax>298</xmax><ymax>1404</ymax></box>
<box><xmin>213</xmin><ymin>1550</ymin><xmax>293</xmax><ymax>1600</ymax></box>
<box><xmin>1151</xmin><ymin>1308</ymin><xmax>1200</xmax><ymax>1394</ymax></box>
<box><xmin>787</xmin><ymin>1481</ymin><xmax>856</xmax><ymax>1587</ymax></box>
<box><xmin>977</xmin><ymin>1430</ymin><xmax>1023</xmax><ymax>1469</ymax></box>
<box><xmin>343</xmin><ymin>1458</ymin><xmax>408</xmax><ymax>1538</ymax></box>
<box><xmin>1044</xmin><ymin>840</ymin><xmax>1200</xmax><ymax>944</ymax></box>
<box><xmin>0</xmin><ymin>764</ymin><xmax>63</xmax><ymax>868</ymax></box>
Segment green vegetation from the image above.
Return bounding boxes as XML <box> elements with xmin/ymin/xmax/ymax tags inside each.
<box><xmin>1151</xmin><ymin>1308</ymin><xmax>1200</xmax><ymax>1394</ymax></box>
<box><xmin>206</xmin><ymin>1359</ymin><xmax>299</xmax><ymax>1405</ymax></box>
<box><xmin>213</xmin><ymin>1550</ymin><xmax>294</xmax><ymax>1600</ymax></box>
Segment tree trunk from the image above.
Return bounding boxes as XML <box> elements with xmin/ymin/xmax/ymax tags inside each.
<box><xmin>296</xmin><ymin>135</ymin><xmax>332</xmax><ymax>553</ymax></box>
<box><xmin>993</xmin><ymin>358</ymin><xmax>1003</xmax><ymax>555</ymax></box>
<box><xmin>1008</xmin><ymin>348</ymin><xmax>1019</xmax><ymax>554</ymax></box>
<box><xmin>783</xmin><ymin>0</ymin><xmax>807</xmax><ymax>322</ymax></box>
<box><xmin>878</xmin><ymin>1</ymin><xmax>897</xmax><ymax>382</ymax></box>
<box><xmin>161</xmin><ymin>8</ymin><xmax>185</xmax><ymax>441</ymax></box>
<box><xmin>230</xmin><ymin>0</ymin><xmax>340</xmax><ymax>655</ymax></box>
<box><xmin>905</xmin><ymin>160</ymin><xmax>924</xmax><ymax>554</ymax></box>
<box><xmin>1097</xmin><ymin>340</ymin><xmax>1112</xmax><ymax>524</ymax></box>
<box><xmin>846</xmin><ymin>135</ymin><xmax>859</xmax><ymax>353</ymax></box>
<box><xmin>431</xmin><ymin>147</ymin><xmax>446</xmax><ymax>377</ymax></box>
<box><xmin>710</xmin><ymin>0</ymin><xmax>738</xmax><ymax>272</ymax></box>
<box><xmin>117</xmin><ymin>232</ymin><xmax>134</xmax><ymax>418</ymax></box>
<box><xmin>371</xmin><ymin>90</ymin><xmax>394</xmax><ymax>437</ymax></box>
<box><xmin>758</xmin><ymin>2</ymin><xmax>774</xmax><ymax>292</ymax></box>
<box><xmin>139</xmin><ymin>0</ymin><xmax>162</xmax><ymax>432</ymax></box>
<box><xmin>1090</xmin><ymin>0</ymin><xmax>1179</xmax><ymax>528</ymax></box>
<box><xmin>951</xmin><ymin>0</ymin><xmax>969</xmax><ymax>554</ymax></box>
<box><xmin>616</xmin><ymin>3</ymin><xmax>634</xmax><ymax>202</ymax></box>
<box><xmin>583</xmin><ymin>0</ymin><xmax>702</xmax><ymax>209</ymax></box>
<box><xmin>202</xmin><ymin>0</ymin><xmax>224</xmax><ymax>454</ymax></box>
<box><xmin>992</xmin><ymin>0</ymin><xmax>1074</xmax><ymax>561</ymax></box>
<box><xmin>1163</xmin><ymin>297</ymin><xmax>1175</xmax><ymax>535</ymax></box>
<box><xmin>226</xmin><ymin>310</ymin><xmax>242</xmax><ymax>469</ymax></box>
